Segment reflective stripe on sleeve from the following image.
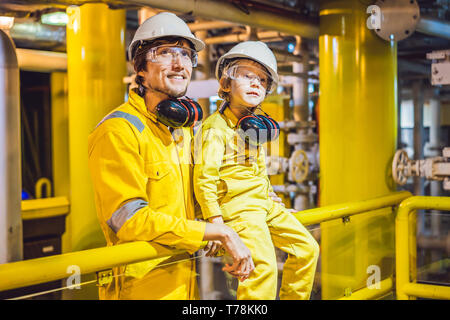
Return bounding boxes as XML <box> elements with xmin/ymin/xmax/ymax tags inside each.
<box><xmin>107</xmin><ymin>199</ymin><xmax>148</xmax><ymax>233</ymax></box>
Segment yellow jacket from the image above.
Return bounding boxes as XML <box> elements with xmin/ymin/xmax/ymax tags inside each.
<box><xmin>193</xmin><ymin>104</ymin><xmax>274</xmax><ymax>221</ymax></box>
<box><xmin>88</xmin><ymin>89</ymin><xmax>205</xmax><ymax>299</ymax></box>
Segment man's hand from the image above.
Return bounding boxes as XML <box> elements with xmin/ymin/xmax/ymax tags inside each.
<box><xmin>203</xmin><ymin>222</ymin><xmax>255</xmax><ymax>282</ymax></box>
<box><xmin>204</xmin><ymin>216</ymin><xmax>225</xmax><ymax>257</ymax></box>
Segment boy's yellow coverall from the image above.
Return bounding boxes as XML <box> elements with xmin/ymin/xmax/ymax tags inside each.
<box><xmin>88</xmin><ymin>89</ymin><xmax>206</xmax><ymax>300</ymax></box>
<box><xmin>193</xmin><ymin>105</ymin><xmax>320</xmax><ymax>300</ymax></box>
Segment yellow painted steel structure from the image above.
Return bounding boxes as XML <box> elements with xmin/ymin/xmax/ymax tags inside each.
<box><xmin>0</xmin><ymin>192</ymin><xmax>410</xmax><ymax>297</ymax></box>
<box><xmin>65</xmin><ymin>4</ymin><xmax>126</xmax><ymax>256</ymax></box>
<box><xmin>396</xmin><ymin>196</ymin><xmax>450</xmax><ymax>300</ymax></box>
<box><xmin>21</xmin><ymin>197</ymin><xmax>69</xmax><ymax>221</ymax></box>
<box><xmin>51</xmin><ymin>72</ymin><xmax>69</xmax><ymax>203</ymax></box>
<box><xmin>262</xmin><ymin>95</ymin><xmax>291</xmax><ymax>206</ymax></box>
<box><xmin>319</xmin><ymin>0</ymin><xmax>398</xmax><ymax>299</ymax></box>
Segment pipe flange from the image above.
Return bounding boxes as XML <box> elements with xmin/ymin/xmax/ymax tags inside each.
<box><xmin>372</xmin><ymin>0</ymin><xmax>420</xmax><ymax>41</ymax></box>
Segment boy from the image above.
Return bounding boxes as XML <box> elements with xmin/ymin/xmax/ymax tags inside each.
<box><xmin>193</xmin><ymin>41</ymin><xmax>320</xmax><ymax>300</ymax></box>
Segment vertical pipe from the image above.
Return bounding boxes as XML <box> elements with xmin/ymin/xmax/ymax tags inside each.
<box><xmin>65</xmin><ymin>4</ymin><xmax>126</xmax><ymax>255</ymax></box>
<box><xmin>195</xmin><ymin>29</ymin><xmax>211</xmax><ymax>118</ymax></box>
<box><xmin>0</xmin><ymin>29</ymin><xmax>22</xmax><ymax>264</ymax></box>
<box><xmin>292</xmin><ymin>37</ymin><xmax>311</xmax><ymax>211</ymax></box>
<box><xmin>428</xmin><ymin>98</ymin><xmax>441</xmax><ymax>236</ymax></box>
<box><xmin>319</xmin><ymin>0</ymin><xmax>397</xmax><ymax>299</ymax></box>
<box><xmin>412</xmin><ymin>81</ymin><xmax>424</xmax><ymax>196</ymax></box>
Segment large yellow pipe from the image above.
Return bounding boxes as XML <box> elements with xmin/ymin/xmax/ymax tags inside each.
<box><xmin>396</xmin><ymin>196</ymin><xmax>450</xmax><ymax>300</ymax></box>
<box><xmin>319</xmin><ymin>0</ymin><xmax>398</xmax><ymax>299</ymax></box>
<box><xmin>65</xmin><ymin>4</ymin><xmax>126</xmax><ymax>254</ymax></box>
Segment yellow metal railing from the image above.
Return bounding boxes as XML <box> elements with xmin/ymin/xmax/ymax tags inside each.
<box><xmin>0</xmin><ymin>191</ymin><xmax>412</xmax><ymax>298</ymax></box>
<box><xmin>395</xmin><ymin>196</ymin><xmax>450</xmax><ymax>300</ymax></box>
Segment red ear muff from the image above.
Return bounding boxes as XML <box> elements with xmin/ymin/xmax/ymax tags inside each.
<box><xmin>178</xmin><ymin>98</ymin><xmax>203</xmax><ymax>127</ymax></box>
<box><xmin>155</xmin><ymin>99</ymin><xmax>190</xmax><ymax>128</ymax></box>
<box><xmin>237</xmin><ymin>113</ymin><xmax>280</xmax><ymax>145</ymax></box>
<box><xmin>155</xmin><ymin>98</ymin><xmax>203</xmax><ymax>128</ymax></box>
<box><xmin>258</xmin><ymin>115</ymin><xmax>280</xmax><ymax>141</ymax></box>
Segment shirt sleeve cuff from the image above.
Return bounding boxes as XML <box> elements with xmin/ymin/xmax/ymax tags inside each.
<box><xmin>200</xmin><ymin>202</ymin><xmax>223</xmax><ymax>220</ymax></box>
<box><xmin>184</xmin><ymin>219</ymin><xmax>207</xmax><ymax>254</ymax></box>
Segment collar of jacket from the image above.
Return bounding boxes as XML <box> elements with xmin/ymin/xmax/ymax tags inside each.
<box><xmin>220</xmin><ymin>102</ymin><xmax>240</xmax><ymax>129</ymax></box>
<box><xmin>128</xmin><ymin>88</ymin><xmax>159</xmax><ymax>124</ymax></box>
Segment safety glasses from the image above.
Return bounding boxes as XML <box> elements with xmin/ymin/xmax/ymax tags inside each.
<box><xmin>225</xmin><ymin>64</ymin><xmax>274</xmax><ymax>93</ymax></box>
<box><xmin>146</xmin><ymin>45</ymin><xmax>198</xmax><ymax>67</ymax></box>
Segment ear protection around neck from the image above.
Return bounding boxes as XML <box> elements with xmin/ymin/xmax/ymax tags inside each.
<box><xmin>237</xmin><ymin>113</ymin><xmax>280</xmax><ymax>146</ymax></box>
<box><xmin>155</xmin><ymin>97</ymin><xmax>203</xmax><ymax>128</ymax></box>
<box><xmin>219</xmin><ymin>102</ymin><xmax>280</xmax><ymax>145</ymax></box>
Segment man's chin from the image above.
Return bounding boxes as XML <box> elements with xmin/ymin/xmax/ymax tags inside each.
<box><xmin>154</xmin><ymin>86</ymin><xmax>188</xmax><ymax>99</ymax></box>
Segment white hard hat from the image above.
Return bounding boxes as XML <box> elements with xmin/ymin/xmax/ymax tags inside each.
<box><xmin>128</xmin><ymin>12</ymin><xmax>205</xmax><ymax>61</ymax></box>
<box><xmin>215</xmin><ymin>41</ymin><xmax>278</xmax><ymax>91</ymax></box>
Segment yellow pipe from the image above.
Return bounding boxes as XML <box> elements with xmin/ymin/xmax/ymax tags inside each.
<box><xmin>396</xmin><ymin>196</ymin><xmax>450</xmax><ymax>300</ymax></box>
<box><xmin>294</xmin><ymin>191</ymin><xmax>411</xmax><ymax>226</ymax></box>
<box><xmin>65</xmin><ymin>4</ymin><xmax>126</xmax><ymax>254</ymax></box>
<box><xmin>338</xmin><ymin>277</ymin><xmax>393</xmax><ymax>300</ymax></box>
<box><xmin>319</xmin><ymin>0</ymin><xmax>398</xmax><ymax>299</ymax></box>
<box><xmin>402</xmin><ymin>283</ymin><xmax>450</xmax><ymax>300</ymax></box>
<box><xmin>0</xmin><ymin>241</ymin><xmax>203</xmax><ymax>292</ymax></box>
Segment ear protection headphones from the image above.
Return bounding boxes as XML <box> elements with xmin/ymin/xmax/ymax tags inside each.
<box><xmin>155</xmin><ymin>97</ymin><xmax>203</xmax><ymax>128</ymax></box>
<box><xmin>220</xmin><ymin>102</ymin><xmax>280</xmax><ymax>146</ymax></box>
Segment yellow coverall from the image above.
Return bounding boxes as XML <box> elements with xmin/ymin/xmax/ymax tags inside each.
<box><xmin>193</xmin><ymin>105</ymin><xmax>320</xmax><ymax>300</ymax></box>
<box><xmin>88</xmin><ymin>89</ymin><xmax>206</xmax><ymax>300</ymax></box>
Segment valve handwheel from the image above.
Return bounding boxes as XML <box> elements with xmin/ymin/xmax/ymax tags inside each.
<box><xmin>291</xmin><ymin>149</ymin><xmax>309</xmax><ymax>183</ymax></box>
<box><xmin>392</xmin><ymin>149</ymin><xmax>410</xmax><ymax>185</ymax></box>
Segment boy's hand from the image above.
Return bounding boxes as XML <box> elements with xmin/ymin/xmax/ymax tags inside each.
<box><xmin>269</xmin><ymin>191</ymin><xmax>285</xmax><ymax>206</ymax></box>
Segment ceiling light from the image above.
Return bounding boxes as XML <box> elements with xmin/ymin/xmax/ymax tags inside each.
<box><xmin>0</xmin><ymin>16</ymin><xmax>15</xmax><ymax>30</ymax></box>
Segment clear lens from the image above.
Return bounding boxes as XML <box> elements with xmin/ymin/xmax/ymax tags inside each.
<box><xmin>146</xmin><ymin>45</ymin><xmax>198</xmax><ymax>67</ymax></box>
<box><xmin>226</xmin><ymin>65</ymin><xmax>273</xmax><ymax>91</ymax></box>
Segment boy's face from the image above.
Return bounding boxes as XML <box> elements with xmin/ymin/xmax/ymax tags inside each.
<box><xmin>227</xmin><ymin>60</ymin><xmax>269</xmax><ymax>109</ymax></box>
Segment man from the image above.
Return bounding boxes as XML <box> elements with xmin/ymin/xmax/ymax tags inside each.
<box><xmin>88</xmin><ymin>12</ymin><xmax>254</xmax><ymax>300</ymax></box>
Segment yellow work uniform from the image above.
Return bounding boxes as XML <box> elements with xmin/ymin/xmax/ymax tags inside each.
<box><xmin>193</xmin><ymin>103</ymin><xmax>320</xmax><ymax>300</ymax></box>
<box><xmin>88</xmin><ymin>89</ymin><xmax>206</xmax><ymax>300</ymax></box>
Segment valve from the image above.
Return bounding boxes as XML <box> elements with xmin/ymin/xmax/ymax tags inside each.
<box><xmin>392</xmin><ymin>148</ymin><xmax>450</xmax><ymax>190</ymax></box>
<box><xmin>290</xmin><ymin>149</ymin><xmax>309</xmax><ymax>183</ymax></box>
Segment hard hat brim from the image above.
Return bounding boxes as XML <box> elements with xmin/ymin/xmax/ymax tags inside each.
<box><xmin>215</xmin><ymin>53</ymin><xmax>279</xmax><ymax>91</ymax></box>
<box><xmin>128</xmin><ymin>34</ymin><xmax>205</xmax><ymax>61</ymax></box>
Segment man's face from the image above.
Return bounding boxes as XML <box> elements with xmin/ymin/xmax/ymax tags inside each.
<box><xmin>138</xmin><ymin>39</ymin><xmax>193</xmax><ymax>98</ymax></box>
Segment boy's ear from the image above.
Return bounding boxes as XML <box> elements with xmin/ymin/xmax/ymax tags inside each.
<box><xmin>219</xmin><ymin>77</ymin><xmax>231</xmax><ymax>93</ymax></box>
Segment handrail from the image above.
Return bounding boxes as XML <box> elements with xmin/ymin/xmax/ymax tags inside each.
<box><xmin>338</xmin><ymin>277</ymin><xmax>394</xmax><ymax>300</ymax></box>
<box><xmin>0</xmin><ymin>191</ymin><xmax>411</xmax><ymax>295</ymax></box>
<box><xmin>294</xmin><ymin>191</ymin><xmax>411</xmax><ymax>226</ymax></box>
<box><xmin>0</xmin><ymin>241</ymin><xmax>189</xmax><ymax>292</ymax></box>
<box><xmin>395</xmin><ymin>196</ymin><xmax>450</xmax><ymax>300</ymax></box>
